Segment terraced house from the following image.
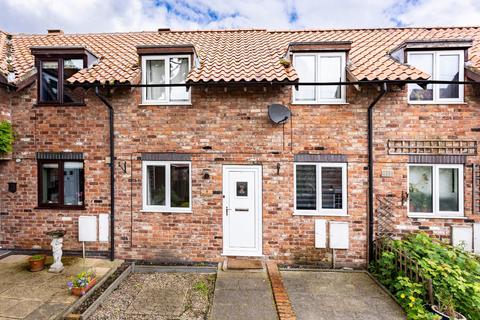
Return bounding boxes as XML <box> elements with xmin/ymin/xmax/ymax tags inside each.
<box><xmin>0</xmin><ymin>26</ymin><xmax>480</xmax><ymax>268</ymax></box>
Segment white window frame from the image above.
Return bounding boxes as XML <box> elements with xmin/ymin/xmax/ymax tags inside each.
<box><xmin>294</xmin><ymin>162</ymin><xmax>347</xmax><ymax>216</ymax></box>
<box><xmin>407</xmin><ymin>50</ymin><xmax>464</xmax><ymax>104</ymax></box>
<box><xmin>407</xmin><ymin>164</ymin><xmax>464</xmax><ymax>218</ymax></box>
<box><xmin>292</xmin><ymin>52</ymin><xmax>347</xmax><ymax>104</ymax></box>
<box><xmin>142</xmin><ymin>160</ymin><xmax>192</xmax><ymax>213</ymax></box>
<box><xmin>141</xmin><ymin>55</ymin><xmax>191</xmax><ymax>105</ymax></box>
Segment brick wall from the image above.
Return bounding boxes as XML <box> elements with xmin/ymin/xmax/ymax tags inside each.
<box><xmin>0</xmin><ymin>81</ymin><xmax>478</xmax><ymax>268</ymax></box>
<box><xmin>373</xmin><ymin>84</ymin><xmax>480</xmax><ymax>241</ymax></box>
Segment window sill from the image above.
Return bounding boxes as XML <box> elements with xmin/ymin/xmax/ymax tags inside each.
<box><xmin>34</xmin><ymin>103</ymin><xmax>86</xmax><ymax>107</ymax></box>
<box><xmin>408</xmin><ymin>101</ymin><xmax>466</xmax><ymax>106</ymax></box>
<box><xmin>139</xmin><ymin>102</ymin><xmax>192</xmax><ymax>107</ymax></box>
<box><xmin>291</xmin><ymin>101</ymin><xmax>349</xmax><ymax>106</ymax></box>
<box><xmin>140</xmin><ymin>209</ymin><xmax>192</xmax><ymax>214</ymax></box>
<box><xmin>408</xmin><ymin>214</ymin><xmax>466</xmax><ymax>220</ymax></box>
<box><xmin>34</xmin><ymin>206</ymin><xmax>86</xmax><ymax>210</ymax></box>
<box><xmin>294</xmin><ymin>212</ymin><xmax>348</xmax><ymax>217</ymax></box>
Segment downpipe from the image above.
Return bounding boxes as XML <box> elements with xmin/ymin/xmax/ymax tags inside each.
<box><xmin>95</xmin><ymin>88</ymin><xmax>115</xmax><ymax>261</ymax></box>
<box><xmin>368</xmin><ymin>83</ymin><xmax>387</xmax><ymax>263</ymax></box>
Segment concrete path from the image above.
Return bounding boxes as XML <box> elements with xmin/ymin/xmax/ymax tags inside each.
<box><xmin>210</xmin><ymin>270</ymin><xmax>278</xmax><ymax>320</ymax></box>
<box><xmin>0</xmin><ymin>254</ymin><xmax>121</xmax><ymax>319</ymax></box>
<box><xmin>281</xmin><ymin>271</ymin><xmax>405</xmax><ymax>320</ymax></box>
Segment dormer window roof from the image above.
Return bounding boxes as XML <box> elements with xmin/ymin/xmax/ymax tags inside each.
<box><xmin>287</xmin><ymin>41</ymin><xmax>352</xmax><ymax>54</ymax></box>
<box><xmin>390</xmin><ymin>39</ymin><xmax>472</xmax><ymax>64</ymax></box>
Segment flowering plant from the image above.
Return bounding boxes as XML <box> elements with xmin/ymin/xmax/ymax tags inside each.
<box><xmin>67</xmin><ymin>270</ymin><xmax>96</xmax><ymax>289</ymax></box>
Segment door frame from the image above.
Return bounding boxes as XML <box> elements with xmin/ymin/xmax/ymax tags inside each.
<box><xmin>222</xmin><ymin>165</ymin><xmax>263</xmax><ymax>257</ymax></box>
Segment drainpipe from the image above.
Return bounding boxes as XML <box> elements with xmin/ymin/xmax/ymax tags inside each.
<box><xmin>95</xmin><ymin>88</ymin><xmax>115</xmax><ymax>261</ymax></box>
<box><xmin>368</xmin><ymin>83</ymin><xmax>387</xmax><ymax>263</ymax></box>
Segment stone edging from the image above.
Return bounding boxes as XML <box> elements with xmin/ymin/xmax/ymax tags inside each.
<box><xmin>266</xmin><ymin>261</ymin><xmax>296</xmax><ymax>320</ymax></box>
<box><xmin>59</xmin><ymin>263</ymin><xmax>123</xmax><ymax>320</ymax></box>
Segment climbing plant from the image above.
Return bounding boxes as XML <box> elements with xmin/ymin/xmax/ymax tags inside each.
<box><xmin>0</xmin><ymin>120</ymin><xmax>13</xmax><ymax>155</ymax></box>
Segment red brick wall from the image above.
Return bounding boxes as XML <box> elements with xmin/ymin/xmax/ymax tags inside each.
<box><xmin>0</xmin><ymin>81</ymin><xmax>478</xmax><ymax>268</ymax></box>
<box><xmin>373</xmin><ymin>85</ymin><xmax>480</xmax><ymax>241</ymax></box>
<box><xmin>0</xmin><ymin>84</ymin><xmax>110</xmax><ymax>252</ymax></box>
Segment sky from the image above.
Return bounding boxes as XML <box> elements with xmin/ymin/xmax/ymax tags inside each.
<box><xmin>0</xmin><ymin>0</ymin><xmax>479</xmax><ymax>34</ymax></box>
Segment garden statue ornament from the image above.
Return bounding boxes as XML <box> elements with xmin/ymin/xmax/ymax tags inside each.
<box><xmin>47</xmin><ymin>230</ymin><xmax>66</xmax><ymax>273</ymax></box>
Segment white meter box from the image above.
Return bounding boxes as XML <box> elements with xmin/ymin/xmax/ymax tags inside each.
<box><xmin>314</xmin><ymin>220</ymin><xmax>327</xmax><ymax>248</ymax></box>
<box><xmin>78</xmin><ymin>216</ymin><xmax>97</xmax><ymax>242</ymax></box>
<box><xmin>329</xmin><ymin>222</ymin><xmax>349</xmax><ymax>249</ymax></box>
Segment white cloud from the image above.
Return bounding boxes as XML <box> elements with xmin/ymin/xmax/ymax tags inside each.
<box><xmin>0</xmin><ymin>0</ymin><xmax>479</xmax><ymax>34</ymax></box>
<box><xmin>393</xmin><ymin>0</ymin><xmax>480</xmax><ymax>27</ymax></box>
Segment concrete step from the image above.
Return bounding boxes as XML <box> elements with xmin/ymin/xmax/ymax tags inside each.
<box><xmin>225</xmin><ymin>258</ymin><xmax>263</xmax><ymax>270</ymax></box>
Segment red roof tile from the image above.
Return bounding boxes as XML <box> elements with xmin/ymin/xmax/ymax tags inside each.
<box><xmin>3</xmin><ymin>27</ymin><xmax>480</xmax><ymax>85</ymax></box>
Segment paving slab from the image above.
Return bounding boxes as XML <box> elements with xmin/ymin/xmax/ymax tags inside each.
<box><xmin>281</xmin><ymin>271</ymin><xmax>405</xmax><ymax>320</ymax></box>
<box><xmin>0</xmin><ymin>255</ymin><xmax>121</xmax><ymax>319</ymax></box>
<box><xmin>210</xmin><ymin>271</ymin><xmax>277</xmax><ymax>320</ymax></box>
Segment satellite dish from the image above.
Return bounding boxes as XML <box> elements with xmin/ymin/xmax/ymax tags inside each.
<box><xmin>268</xmin><ymin>104</ymin><xmax>291</xmax><ymax>124</ymax></box>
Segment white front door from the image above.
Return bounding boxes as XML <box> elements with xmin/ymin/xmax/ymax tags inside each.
<box><xmin>222</xmin><ymin>165</ymin><xmax>262</xmax><ymax>256</ymax></box>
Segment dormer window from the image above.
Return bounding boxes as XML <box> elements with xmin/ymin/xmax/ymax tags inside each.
<box><xmin>141</xmin><ymin>55</ymin><xmax>191</xmax><ymax>105</ymax></box>
<box><xmin>38</xmin><ymin>58</ymin><xmax>85</xmax><ymax>104</ymax></box>
<box><xmin>292</xmin><ymin>52</ymin><xmax>346</xmax><ymax>104</ymax></box>
<box><xmin>32</xmin><ymin>46</ymin><xmax>97</xmax><ymax>105</ymax></box>
<box><xmin>408</xmin><ymin>50</ymin><xmax>464</xmax><ymax>103</ymax></box>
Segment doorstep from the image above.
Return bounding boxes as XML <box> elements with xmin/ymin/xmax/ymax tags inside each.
<box><xmin>224</xmin><ymin>258</ymin><xmax>263</xmax><ymax>270</ymax></box>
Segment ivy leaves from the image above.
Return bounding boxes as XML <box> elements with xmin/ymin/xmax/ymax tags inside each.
<box><xmin>0</xmin><ymin>121</ymin><xmax>13</xmax><ymax>155</ymax></box>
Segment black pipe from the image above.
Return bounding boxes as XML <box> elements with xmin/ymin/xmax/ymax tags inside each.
<box><xmin>94</xmin><ymin>88</ymin><xmax>115</xmax><ymax>262</ymax></box>
<box><xmin>368</xmin><ymin>83</ymin><xmax>387</xmax><ymax>263</ymax></box>
<box><xmin>66</xmin><ymin>78</ymin><xmax>480</xmax><ymax>89</ymax></box>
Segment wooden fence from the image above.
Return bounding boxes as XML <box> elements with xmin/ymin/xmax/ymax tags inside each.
<box><xmin>373</xmin><ymin>237</ymin><xmax>434</xmax><ymax>305</ymax></box>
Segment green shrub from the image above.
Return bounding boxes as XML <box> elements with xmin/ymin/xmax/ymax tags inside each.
<box><xmin>0</xmin><ymin>121</ymin><xmax>13</xmax><ymax>154</ymax></box>
<box><xmin>393</xmin><ymin>276</ymin><xmax>439</xmax><ymax>320</ymax></box>
<box><xmin>371</xmin><ymin>233</ymin><xmax>480</xmax><ymax>319</ymax></box>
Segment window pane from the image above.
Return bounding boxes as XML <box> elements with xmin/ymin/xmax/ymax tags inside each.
<box><xmin>321</xmin><ymin>167</ymin><xmax>343</xmax><ymax>209</ymax></box>
<box><xmin>170</xmin><ymin>164</ymin><xmax>190</xmax><ymax>208</ymax></box>
<box><xmin>409</xmin><ymin>166</ymin><xmax>433</xmax><ymax>213</ymax></box>
<box><xmin>41</xmin><ymin>163</ymin><xmax>59</xmax><ymax>204</ymax></box>
<box><xmin>147</xmin><ymin>165</ymin><xmax>165</xmax><ymax>206</ymax></box>
<box><xmin>63</xmin><ymin>59</ymin><xmax>84</xmax><ymax>103</ymax></box>
<box><xmin>439</xmin><ymin>168</ymin><xmax>459</xmax><ymax>212</ymax></box>
<box><xmin>40</xmin><ymin>61</ymin><xmax>59</xmax><ymax>102</ymax></box>
<box><xmin>408</xmin><ymin>54</ymin><xmax>434</xmax><ymax>101</ymax></box>
<box><xmin>63</xmin><ymin>162</ymin><xmax>84</xmax><ymax>206</ymax></box>
<box><xmin>294</xmin><ymin>55</ymin><xmax>315</xmax><ymax>101</ymax></box>
<box><xmin>146</xmin><ymin>60</ymin><xmax>166</xmax><ymax>100</ymax></box>
<box><xmin>170</xmin><ymin>58</ymin><xmax>189</xmax><ymax>101</ymax></box>
<box><xmin>438</xmin><ymin>55</ymin><xmax>460</xmax><ymax>99</ymax></box>
<box><xmin>296</xmin><ymin>165</ymin><xmax>316</xmax><ymax>210</ymax></box>
<box><xmin>319</xmin><ymin>56</ymin><xmax>342</xmax><ymax>100</ymax></box>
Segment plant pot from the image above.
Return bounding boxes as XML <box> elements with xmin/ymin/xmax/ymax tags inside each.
<box><xmin>430</xmin><ymin>305</ymin><xmax>467</xmax><ymax>320</ymax></box>
<box><xmin>28</xmin><ymin>256</ymin><xmax>46</xmax><ymax>272</ymax></box>
<box><xmin>70</xmin><ymin>278</ymin><xmax>97</xmax><ymax>296</ymax></box>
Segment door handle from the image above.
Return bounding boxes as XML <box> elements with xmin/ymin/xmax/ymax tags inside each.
<box><xmin>235</xmin><ymin>208</ymin><xmax>249</xmax><ymax>212</ymax></box>
<box><xmin>226</xmin><ymin>206</ymin><xmax>231</xmax><ymax>216</ymax></box>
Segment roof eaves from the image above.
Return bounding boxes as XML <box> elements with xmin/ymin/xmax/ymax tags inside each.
<box><xmin>466</xmin><ymin>65</ymin><xmax>480</xmax><ymax>82</ymax></box>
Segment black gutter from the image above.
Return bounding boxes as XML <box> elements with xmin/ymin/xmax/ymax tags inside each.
<box><xmin>66</xmin><ymin>79</ymin><xmax>480</xmax><ymax>89</ymax></box>
<box><xmin>94</xmin><ymin>88</ymin><xmax>115</xmax><ymax>262</ymax></box>
<box><xmin>368</xmin><ymin>83</ymin><xmax>387</xmax><ymax>263</ymax></box>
